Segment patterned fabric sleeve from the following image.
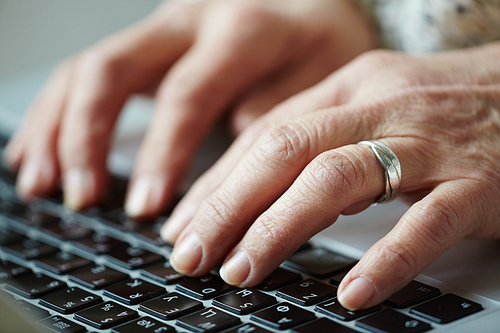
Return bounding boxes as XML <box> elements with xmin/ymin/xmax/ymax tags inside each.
<box><xmin>353</xmin><ymin>0</ymin><xmax>500</xmax><ymax>53</ymax></box>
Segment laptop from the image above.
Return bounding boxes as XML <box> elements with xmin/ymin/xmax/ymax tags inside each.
<box><xmin>1</xmin><ymin>1</ymin><xmax>499</xmax><ymax>332</ymax></box>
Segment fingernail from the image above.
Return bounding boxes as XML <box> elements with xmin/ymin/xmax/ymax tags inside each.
<box><xmin>17</xmin><ymin>159</ymin><xmax>43</xmax><ymax>200</ymax></box>
<box><xmin>64</xmin><ymin>168</ymin><xmax>93</xmax><ymax>211</ymax></box>
<box><xmin>220</xmin><ymin>250</ymin><xmax>251</xmax><ymax>285</ymax></box>
<box><xmin>170</xmin><ymin>233</ymin><xmax>202</xmax><ymax>274</ymax></box>
<box><xmin>161</xmin><ymin>204</ymin><xmax>196</xmax><ymax>244</ymax></box>
<box><xmin>125</xmin><ymin>176</ymin><xmax>158</xmax><ymax>218</ymax></box>
<box><xmin>338</xmin><ymin>277</ymin><xmax>375</xmax><ymax>311</ymax></box>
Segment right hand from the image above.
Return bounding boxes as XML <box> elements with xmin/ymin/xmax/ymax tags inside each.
<box><xmin>4</xmin><ymin>0</ymin><xmax>375</xmax><ymax>218</ymax></box>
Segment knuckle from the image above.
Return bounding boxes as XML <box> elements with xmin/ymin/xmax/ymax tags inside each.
<box><xmin>197</xmin><ymin>189</ymin><xmax>237</xmax><ymax>236</ymax></box>
<box><xmin>248</xmin><ymin>215</ymin><xmax>285</xmax><ymax>254</ymax></box>
<box><xmin>376</xmin><ymin>239</ymin><xmax>416</xmax><ymax>278</ymax></box>
<box><xmin>408</xmin><ymin>195</ymin><xmax>463</xmax><ymax>245</ymax></box>
<box><xmin>351</xmin><ymin>49</ymin><xmax>401</xmax><ymax>74</ymax></box>
<box><xmin>78</xmin><ymin>47</ymin><xmax>126</xmax><ymax>83</ymax></box>
<box><xmin>303</xmin><ymin>150</ymin><xmax>362</xmax><ymax>200</ymax></box>
<box><xmin>252</xmin><ymin>122</ymin><xmax>311</xmax><ymax>169</ymax></box>
<box><xmin>216</xmin><ymin>1</ymin><xmax>276</xmax><ymax>35</ymax></box>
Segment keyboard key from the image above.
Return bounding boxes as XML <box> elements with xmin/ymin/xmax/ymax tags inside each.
<box><xmin>106</xmin><ymin>246</ymin><xmax>163</xmax><ymax>269</ymax></box>
<box><xmin>38</xmin><ymin>219</ymin><xmax>93</xmax><ymax>240</ymax></box>
<box><xmin>410</xmin><ymin>293</ymin><xmax>483</xmax><ymax>324</ymax></box>
<box><xmin>104</xmin><ymin>278</ymin><xmax>166</xmax><ymax>305</ymax></box>
<box><xmin>34</xmin><ymin>251</ymin><xmax>93</xmax><ymax>274</ymax></box>
<box><xmin>284</xmin><ymin>247</ymin><xmax>357</xmax><ymax>278</ymax></box>
<box><xmin>276</xmin><ymin>279</ymin><xmax>336</xmax><ymax>306</ymax></box>
<box><xmin>315</xmin><ymin>297</ymin><xmax>381</xmax><ymax>321</ymax></box>
<box><xmin>256</xmin><ymin>268</ymin><xmax>302</xmax><ymax>291</ymax></box>
<box><xmin>25</xmin><ymin>210</ymin><xmax>60</xmax><ymax>227</ymax></box>
<box><xmin>72</xmin><ymin>232</ymin><xmax>128</xmax><ymax>255</ymax></box>
<box><xmin>140</xmin><ymin>261</ymin><xmax>184</xmax><ymax>285</ymax></box>
<box><xmin>2</xmin><ymin>237</ymin><xmax>58</xmax><ymax>260</ymax></box>
<box><xmin>0</xmin><ymin>200</ymin><xmax>28</xmax><ymax>219</ymax></box>
<box><xmin>177</xmin><ymin>274</ymin><xmax>235</xmax><ymax>300</ymax></box>
<box><xmin>38</xmin><ymin>315</ymin><xmax>87</xmax><ymax>333</ymax></box>
<box><xmin>385</xmin><ymin>280</ymin><xmax>441</xmax><ymax>308</ymax></box>
<box><xmin>74</xmin><ymin>301</ymin><xmax>139</xmax><ymax>329</ymax></box>
<box><xmin>0</xmin><ymin>228</ymin><xmax>24</xmax><ymax>245</ymax></box>
<box><xmin>213</xmin><ymin>288</ymin><xmax>276</xmax><ymax>315</ymax></box>
<box><xmin>139</xmin><ymin>292</ymin><xmax>204</xmax><ymax>320</ymax></box>
<box><xmin>176</xmin><ymin>307</ymin><xmax>241</xmax><ymax>333</ymax></box>
<box><xmin>39</xmin><ymin>286</ymin><xmax>103</xmax><ymax>314</ymax></box>
<box><xmin>6</xmin><ymin>272</ymin><xmax>66</xmax><ymax>298</ymax></box>
<box><xmin>250</xmin><ymin>302</ymin><xmax>315</xmax><ymax>330</ymax></box>
<box><xmin>133</xmin><ymin>219</ymin><xmax>171</xmax><ymax>247</ymax></box>
<box><xmin>329</xmin><ymin>270</ymin><xmax>349</xmax><ymax>287</ymax></box>
<box><xmin>356</xmin><ymin>309</ymin><xmax>432</xmax><ymax>333</ymax></box>
<box><xmin>223</xmin><ymin>323</ymin><xmax>273</xmax><ymax>333</ymax></box>
<box><xmin>111</xmin><ymin>316</ymin><xmax>175</xmax><ymax>333</ymax></box>
<box><xmin>0</xmin><ymin>260</ymin><xmax>30</xmax><ymax>280</ymax></box>
<box><xmin>14</xmin><ymin>299</ymin><xmax>51</xmax><ymax>319</ymax></box>
<box><xmin>291</xmin><ymin>317</ymin><xmax>359</xmax><ymax>333</ymax></box>
<box><xmin>69</xmin><ymin>264</ymin><xmax>128</xmax><ymax>289</ymax></box>
<box><xmin>101</xmin><ymin>209</ymin><xmax>141</xmax><ymax>231</ymax></box>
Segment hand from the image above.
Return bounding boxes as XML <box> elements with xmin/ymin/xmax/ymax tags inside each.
<box><xmin>163</xmin><ymin>43</ymin><xmax>500</xmax><ymax>310</ymax></box>
<box><xmin>3</xmin><ymin>0</ymin><xmax>374</xmax><ymax>217</ymax></box>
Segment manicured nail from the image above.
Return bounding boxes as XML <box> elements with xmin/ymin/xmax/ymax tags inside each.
<box><xmin>125</xmin><ymin>176</ymin><xmax>159</xmax><ymax>218</ymax></box>
<box><xmin>220</xmin><ymin>250</ymin><xmax>251</xmax><ymax>286</ymax></box>
<box><xmin>170</xmin><ymin>233</ymin><xmax>202</xmax><ymax>274</ymax></box>
<box><xmin>161</xmin><ymin>204</ymin><xmax>196</xmax><ymax>244</ymax></box>
<box><xmin>63</xmin><ymin>168</ymin><xmax>93</xmax><ymax>211</ymax></box>
<box><xmin>17</xmin><ymin>159</ymin><xmax>44</xmax><ymax>200</ymax></box>
<box><xmin>338</xmin><ymin>277</ymin><xmax>375</xmax><ymax>310</ymax></box>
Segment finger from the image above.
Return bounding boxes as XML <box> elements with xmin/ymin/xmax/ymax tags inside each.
<box><xmin>57</xmin><ymin>5</ymin><xmax>198</xmax><ymax>210</ymax></box>
<box><xmin>337</xmin><ymin>179</ymin><xmax>484</xmax><ymax>310</ymax></box>
<box><xmin>125</xmin><ymin>3</ymin><xmax>297</xmax><ymax>218</ymax></box>
<box><xmin>161</xmin><ymin>62</ymin><xmax>359</xmax><ymax>242</ymax></box>
<box><xmin>167</xmin><ymin>106</ymin><xmax>382</xmax><ymax>275</ymax></box>
<box><xmin>5</xmin><ymin>60</ymin><xmax>75</xmax><ymax>200</ymax></box>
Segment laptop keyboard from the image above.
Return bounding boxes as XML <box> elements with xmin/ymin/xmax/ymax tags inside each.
<box><xmin>0</xmin><ymin>138</ymin><xmax>488</xmax><ymax>333</ymax></box>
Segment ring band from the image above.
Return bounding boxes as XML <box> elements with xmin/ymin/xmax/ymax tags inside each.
<box><xmin>357</xmin><ymin>140</ymin><xmax>401</xmax><ymax>204</ymax></box>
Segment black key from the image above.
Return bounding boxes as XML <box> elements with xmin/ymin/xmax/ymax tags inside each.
<box><xmin>1</xmin><ymin>200</ymin><xmax>28</xmax><ymax>218</ymax></box>
<box><xmin>14</xmin><ymin>299</ymin><xmax>51</xmax><ymax>319</ymax></box>
<box><xmin>329</xmin><ymin>270</ymin><xmax>349</xmax><ymax>287</ymax></box>
<box><xmin>356</xmin><ymin>309</ymin><xmax>432</xmax><ymax>333</ymax></box>
<box><xmin>223</xmin><ymin>323</ymin><xmax>273</xmax><ymax>333</ymax></box>
<box><xmin>177</xmin><ymin>274</ymin><xmax>235</xmax><ymax>300</ymax></box>
<box><xmin>140</xmin><ymin>261</ymin><xmax>184</xmax><ymax>285</ymax></box>
<box><xmin>410</xmin><ymin>293</ymin><xmax>483</xmax><ymax>324</ymax></box>
<box><xmin>139</xmin><ymin>292</ymin><xmax>204</xmax><ymax>320</ymax></box>
<box><xmin>69</xmin><ymin>264</ymin><xmax>128</xmax><ymax>289</ymax></box>
<box><xmin>25</xmin><ymin>210</ymin><xmax>60</xmax><ymax>227</ymax></box>
<box><xmin>38</xmin><ymin>219</ymin><xmax>93</xmax><ymax>241</ymax></box>
<box><xmin>256</xmin><ymin>268</ymin><xmax>302</xmax><ymax>291</ymax></box>
<box><xmin>101</xmin><ymin>209</ymin><xmax>141</xmax><ymax>231</ymax></box>
<box><xmin>0</xmin><ymin>228</ymin><xmax>24</xmax><ymax>245</ymax></box>
<box><xmin>2</xmin><ymin>237</ymin><xmax>58</xmax><ymax>260</ymax></box>
<box><xmin>133</xmin><ymin>219</ymin><xmax>171</xmax><ymax>247</ymax></box>
<box><xmin>176</xmin><ymin>307</ymin><xmax>241</xmax><ymax>333</ymax></box>
<box><xmin>34</xmin><ymin>251</ymin><xmax>93</xmax><ymax>274</ymax></box>
<box><xmin>6</xmin><ymin>272</ymin><xmax>66</xmax><ymax>298</ymax></box>
<box><xmin>0</xmin><ymin>260</ymin><xmax>30</xmax><ymax>280</ymax></box>
<box><xmin>111</xmin><ymin>316</ymin><xmax>175</xmax><ymax>333</ymax></box>
<box><xmin>250</xmin><ymin>302</ymin><xmax>315</xmax><ymax>330</ymax></box>
<box><xmin>284</xmin><ymin>247</ymin><xmax>357</xmax><ymax>278</ymax></box>
<box><xmin>291</xmin><ymin>317</ymin><xmax>359</xmax><ymax>333</ymax></box>
<box><xmin>74</xmin><ymin>301</ymin><xmax>139</xmax><ymax>329</ymax></box>
<box><xmin>38</xmin><ymin>315</ymin><xmax>87</xmax><ymax>333</ymax></box>
<box><xmin>385</xmin><ymin>280</ymin><xmax>441</xmax><ymax>308</ymax></box>
<box><xmin>72</xmin><ymin>232</ymin><xmax>128</xmax><ymax>255</ymax></box>
<box><xmin>276</xmin><ymin>279</ymin><xmax>336</xmax><ymax>306</ymax></box>
<box><xmin>213</xmin><ymin>288</ymin><xmax>276</xmax><ymax>315</ymax></box>
<box><xmin>39</xmin><ymin>286</ymin><xmax>103</xmax><ymax>314</ymax></box>
<box><xmin>103</xmin><ymin>278</ymin><xmax>166</xmax><ymax>305</ymax></box>
<box><xmin>315</xmin><ymin>297</ymin><xmax>381</xmax><ymax>321</ymax></box>
<box><xmin>106</xmin><ymin>246</ymin><xmax>163</xmax><ymax>269</ymax></box>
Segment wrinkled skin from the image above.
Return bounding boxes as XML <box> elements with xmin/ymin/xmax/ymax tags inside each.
<box><xmin>163</xmin><ymin>44</ymin><xmax>500</xmax><ymax>310</ymax></box>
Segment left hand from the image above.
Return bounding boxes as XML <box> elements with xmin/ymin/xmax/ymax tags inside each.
<box><xmin>162</xmin><ymin>43</ymin><xmax>500</xmax><ymax>310</ymax></box>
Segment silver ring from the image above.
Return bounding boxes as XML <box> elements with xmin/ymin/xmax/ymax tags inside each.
<box><xmin>357</xmin><ymin>140</ymin><xmax>401</xmax><ymax>204</ymax></box>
